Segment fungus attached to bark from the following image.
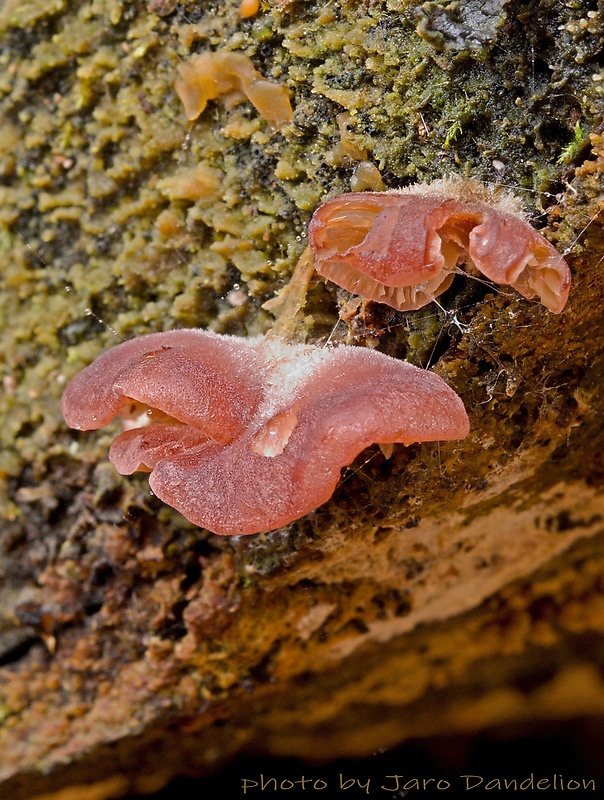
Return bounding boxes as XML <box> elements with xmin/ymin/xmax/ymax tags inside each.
<box><xmin>308</xmin><ymin>183</ymin><xmax>571</xmax><ymax>313</ymax></box>
<box><xmin>239</xmin><ymin>0</ymin><xmax>260</xmax><ymax>18</ymax></box>
<box><xmin>62</xmin><ymin>330</ymin><xmax>469</xmax><ymax>536</ymax></box>
<box><xmin>174</xmin><ymin>51</ymin><xmax>293</xmax><ymax>129</ymax></box>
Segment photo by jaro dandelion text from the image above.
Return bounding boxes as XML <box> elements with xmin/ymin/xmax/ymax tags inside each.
<box><xmin>241</xmin><ymin>773</ymin><xmax>596</xmax><ymax>794</ymax></box>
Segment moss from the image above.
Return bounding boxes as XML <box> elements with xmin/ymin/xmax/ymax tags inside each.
<box><xmin>557</xmin><ymin>120</ymin><xmax>585</xmax><ymax>165</ymax></box>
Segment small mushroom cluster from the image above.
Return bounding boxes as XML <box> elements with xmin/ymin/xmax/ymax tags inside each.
<box><xmin>61</xmin><ymin>54</ymin><xmax>572</xmax><ymax>537</ymax></box>
<box><xmin>62</xmin><ymin>330</ymin><xmax>469</xmax><ymax>535</ymax></box>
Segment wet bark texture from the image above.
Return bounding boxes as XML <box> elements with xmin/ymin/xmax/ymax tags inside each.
<box><xmin>0</xmin><ymin>0</ymin><xmax>603</xmax><ymax>797</ymax></box>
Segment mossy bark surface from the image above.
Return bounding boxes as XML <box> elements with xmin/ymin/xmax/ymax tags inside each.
<box><xmin>0</xmin><ymin>1</ymin><xmax>603</xmax><ymax>798</ymax></box>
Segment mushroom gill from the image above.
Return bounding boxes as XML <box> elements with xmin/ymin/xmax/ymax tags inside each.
<box><xmin>308</xmin><ymin>185</ymin><xmax>571</xmax><ymax>313</ymax></box>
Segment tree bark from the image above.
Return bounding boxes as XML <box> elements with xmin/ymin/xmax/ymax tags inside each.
<box><xmin>0</xmin><ymin>0</ymin><xmax>603</xmax><ymax>797</ymax></box>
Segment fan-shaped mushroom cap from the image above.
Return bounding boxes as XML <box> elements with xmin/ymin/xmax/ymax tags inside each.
<box><xmin>308</xmin><ymin>189</ymin><xmax>571</xmax><ymax>313</ymax></box>
<box><xmin>62</xmin><ymin>331</ymin><xmax>469</xmax><ymax>535</ymax></box>
<box><xmin>61</xmin><ymin>329</ymin><xmax>266</xmax><ymax>444</ymax></box>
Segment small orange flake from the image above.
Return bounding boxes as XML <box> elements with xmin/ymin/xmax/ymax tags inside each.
<box><xmin>175</xmin><ymin>50</ymin><xmax>293</xmax><ymax>129</ymax></box>
<box><xmin>239</xmin><ymin>0</ymin><xmax>260</xmax><ymax>18</ymax></box>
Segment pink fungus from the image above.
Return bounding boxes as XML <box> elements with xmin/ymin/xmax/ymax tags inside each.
<box><xmin>62</xmin><ymin>330</ymin><xmax>469</xmax><ymax>536</ymax></box>
<box><xmin>308</xmin><ymin>184</ymin><xmax>571</xmax><ymax>313</ymax></box>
